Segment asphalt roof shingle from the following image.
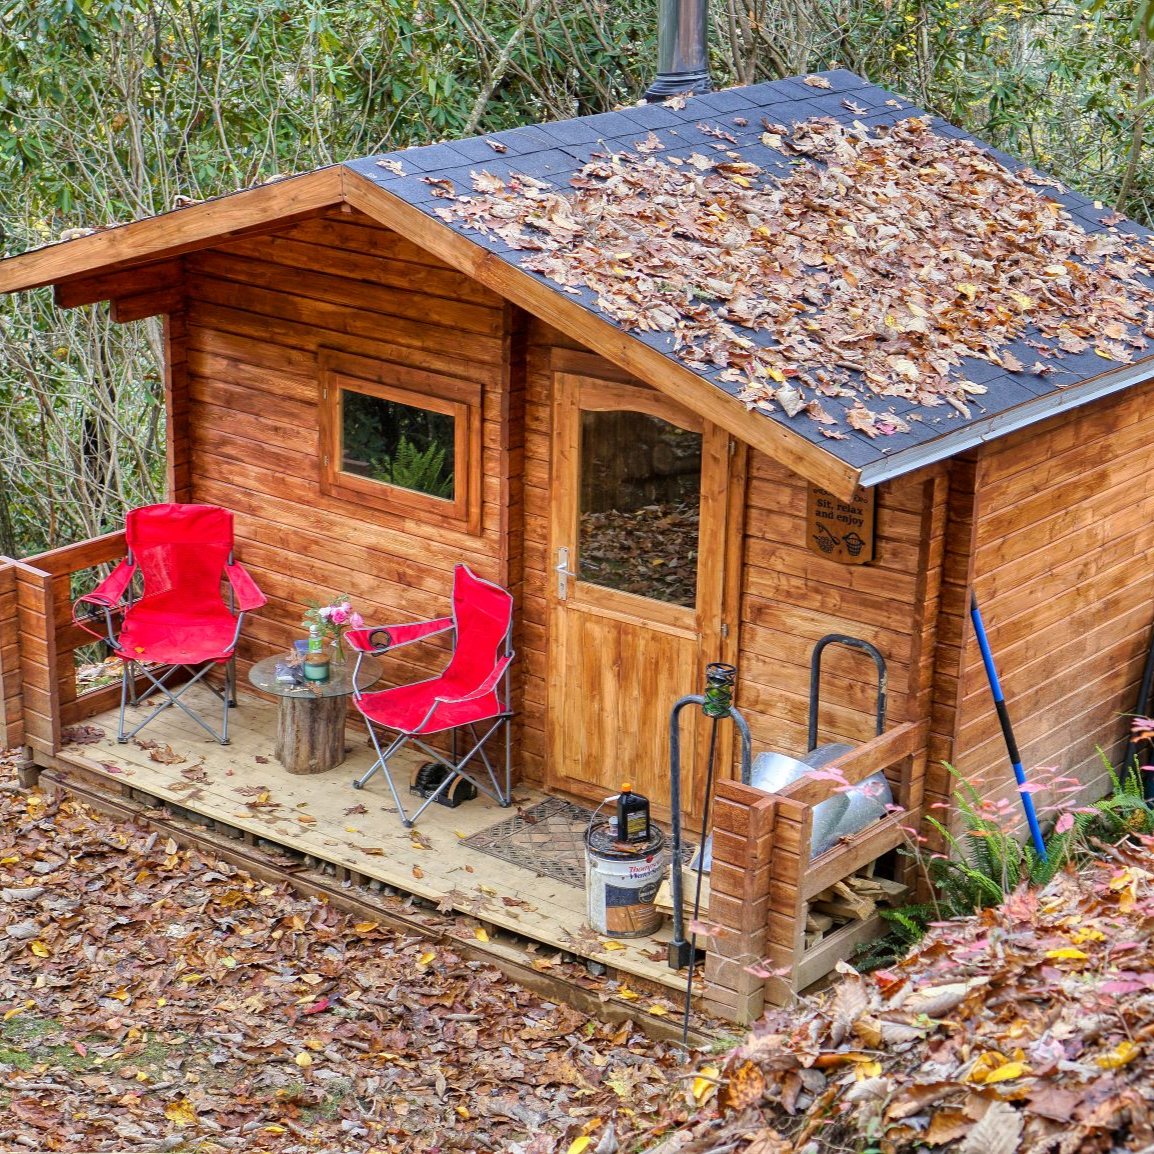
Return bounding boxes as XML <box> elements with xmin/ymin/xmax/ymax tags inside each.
<box><xmin>344</xmin><ymin>69</ymin><xmax>1154</xmax><ymax>485</ymax></box>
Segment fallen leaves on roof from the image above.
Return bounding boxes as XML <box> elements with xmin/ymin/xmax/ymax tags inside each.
<box><xmin>436</xmin><ymin>115</ymin><xmax>1154</xmax><ymax>433</ymax></box>
<box><xmin>629</xmin><ymin>836</ymin><xmax>1154</xmax><ymax>1153</ymax></box>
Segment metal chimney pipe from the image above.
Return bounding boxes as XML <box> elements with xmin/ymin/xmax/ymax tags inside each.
<box><xmin>644</xmin><ymin>0</ymin><xmax>711</xmax><ymax>101</ymax></box>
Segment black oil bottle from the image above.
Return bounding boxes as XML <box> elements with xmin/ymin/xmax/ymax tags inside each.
<box><xmin>616</xmin><ymin>783</ymin><xmax>651</xmax><ymax>844</ymax></box>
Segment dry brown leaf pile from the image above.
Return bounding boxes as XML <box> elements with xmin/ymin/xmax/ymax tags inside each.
<box><xmin>629</xmin><ymin>837</ymin><xmax>1154</xmax><ymax>1154</ymax></box>
<box><xmin>0</xmin><ymin>754</ymin><xmax>685</xmax><ymax>1153</ymax></box>
<box><xmin>438</xmin><ymin>116</ymin><xmax>1154</xmax><ymax>433</ymax></box>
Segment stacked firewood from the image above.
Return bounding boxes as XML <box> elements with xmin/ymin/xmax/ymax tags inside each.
<box><xmin>805</xmin><ymin>870</ymin><xmax>906</xmax><ymax>948</ymax></box>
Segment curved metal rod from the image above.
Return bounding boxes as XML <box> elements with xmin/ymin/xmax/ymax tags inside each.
<box><xmin>667</xmin><ymin>697</ymin><xmax>751</xmax><ymax>970</ymax></box>
<box><xmin>808</xmin><ymin>634</ymin><xmax>888</xmax><ymax>752</ymax></box>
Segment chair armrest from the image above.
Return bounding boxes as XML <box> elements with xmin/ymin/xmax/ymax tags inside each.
<box><xmin>225</xmin><ymin>561</ymin><xmax>267</xmax><ymax>612</ymax></box>
<box><xmin>437</xmin><ymin>654</ymin><xmax>514</xmax><ymax>705</ymax></box>
<box><xmin>73</xmin><ymin>560</ymin><xmax>136</xmax><ymax>643</ymax></box>
<box><xmin>346</xmin><ymin>617</ymin><xmax>454</xmax><ymax>654</ymax></box>
<box><xmin>76</xmin><ymin>560</ymin><xmax>136</xmax><ymax>609</ymax></box>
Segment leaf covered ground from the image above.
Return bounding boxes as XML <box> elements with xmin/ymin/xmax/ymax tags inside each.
<box><xmin>0</xmin><ymin>754</ymin><xmax>701</xmax><ymax>1153</ymax></box>
<box><xmin>634</xmin><ymin>837</ymin><xmax>1154</xmax><ymax>1154</ymax></box>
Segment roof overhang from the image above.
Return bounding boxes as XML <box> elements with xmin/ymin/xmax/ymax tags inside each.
<box><xmin>0</xmin><ymin>167</ymin><xmax>346</xmax><ymax>294</ymax></box>
<box><xmin>857</xmin><ymin>359</ymin><xmax>1154</xmax><ymax>488</ymax></box>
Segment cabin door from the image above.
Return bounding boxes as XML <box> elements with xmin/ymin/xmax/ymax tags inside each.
<box><xmin>546</xmin><ymin>372</ymin><xmax>739</xmax><ymax>825</ymax></box>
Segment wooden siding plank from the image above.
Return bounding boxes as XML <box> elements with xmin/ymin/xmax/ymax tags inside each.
<box><xmin>186</xmin><ymin>295</ymin><xmax>506</xmax><ymax>372</ymax></box>
<box><xmin>218</xmin><ymin>233</ymin><xmax>502</xmax><ymax>307</ymax></box>
<box><xmin>187</xmin><ymin>250</ymin><xmax>504</xmax><ymax>337</ymax></box>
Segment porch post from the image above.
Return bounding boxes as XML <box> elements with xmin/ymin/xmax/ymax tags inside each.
<box><xmin>0</xmin><ymin>558</ymin><xmax>24</xmax><ymax>755</ymax></box>
<box><xmin>9</xmin><ymin>559</ymin><xmax>61</xmax><ymax>768</ymax></box>
<box><xmin>701</xmin><ymin>780</ymin><xmax>776</xmax><ymax>1024</ymax></box>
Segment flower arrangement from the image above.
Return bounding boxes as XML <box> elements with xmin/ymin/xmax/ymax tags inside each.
<box><xmin>301</xmin><ymin>596</ymin><xmax>364</xmax><ymax>662</ymax></box>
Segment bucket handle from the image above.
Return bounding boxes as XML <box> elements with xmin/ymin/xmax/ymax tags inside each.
<box><xmin>587</xmin><ymin>794</ymin><xmax>619</xmax><ymax>842</ymax></box>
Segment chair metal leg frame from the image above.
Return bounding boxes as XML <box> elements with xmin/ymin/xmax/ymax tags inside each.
<box><xmin>353</xmin><ymin>714</ymin><xmax>513</xmax><ymax>828</ymax></box>
<box><xmin>118</xmin><ymin>656</ymin><xmax>233</xmax><ymax>745</ymax></box>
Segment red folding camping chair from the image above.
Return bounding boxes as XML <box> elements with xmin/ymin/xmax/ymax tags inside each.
<box><xmin>347</xmin><ymin>564</ymin><xmax>514</xmax><ymax>827</ymax></box>
<box><xmin>74</xmin><ymin>503</ymin><xmax>266</xmax><ymax>745</ymax></box>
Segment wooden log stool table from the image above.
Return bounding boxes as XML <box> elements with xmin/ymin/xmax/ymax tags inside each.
<box><xmin>248</xmin><ymin>654</ymin><xmax>383</xmax><ymax>774</ymax></box>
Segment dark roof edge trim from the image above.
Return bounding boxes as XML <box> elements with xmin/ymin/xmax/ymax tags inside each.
<box><xmin>856</xmin><ymin>362</ymin><xmax>1154</xmax><ymax>488</ymax></box>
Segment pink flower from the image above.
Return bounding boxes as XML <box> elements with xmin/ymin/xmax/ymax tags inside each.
<box><xmin>329</xmin><ymin>605</ymin><xmax>350</xmax><ymax>625</ymax></box>
<box><xmin>349</xmin><ymin>611</ymin><xmax>364</xmax><ymax>628</ymax></box>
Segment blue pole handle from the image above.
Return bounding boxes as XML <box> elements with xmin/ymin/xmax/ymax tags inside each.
<box><xmin>970</xmin><ymin>595</ymin><xmax>1047</xmax><ymax>861</ymax></box>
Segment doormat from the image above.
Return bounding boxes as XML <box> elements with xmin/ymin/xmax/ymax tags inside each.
<box><xmin>462</xmin><ymin>797</ymin><xmax>694</xmax><ymax>890</ymax></box>
<box><xmin>462</xmin><ymin>798</ymin><xmax>594</xmax><ymax>888</ymax></box>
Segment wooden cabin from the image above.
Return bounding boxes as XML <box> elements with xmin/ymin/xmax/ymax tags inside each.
<box><xmin>3</xmin><ymin>69</ymin><xmax>1154</xmax><ymax>1025</ymax></box>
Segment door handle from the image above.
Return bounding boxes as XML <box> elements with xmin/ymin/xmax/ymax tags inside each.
<box><xmin>556</xmin><ymin>547</ymin><xmax>576</xmax><ymax>599</ymax></box>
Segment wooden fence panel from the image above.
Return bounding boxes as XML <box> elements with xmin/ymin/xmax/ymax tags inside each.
<box><xmin>13</xmin><ymin>532</ymin><xmax>130</xmax><ymax>761</ymax></box>
<box><xmin>0</xmin><ymin>559</ymin><xmax>23</xmax><ymax>751</ymax></box>
<box><xmin>13</xmin><ymin>561</ymin><xmax>59</xmax><ymax>759</ymax></box>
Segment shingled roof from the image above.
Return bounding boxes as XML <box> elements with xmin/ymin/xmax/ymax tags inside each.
<box><xmin>344</xmin><ymin>69</ymin><xmax>1154</xmax><ymax>488</ymax></box>
<box><xmin>4</xmin><ymin>69</ymin><xmax>1154</xmax><ymax>496</ymax></box>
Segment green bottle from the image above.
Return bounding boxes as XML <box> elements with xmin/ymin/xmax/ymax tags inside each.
<box><xmin>303</xmin><ymin>624</ymin><xmax>330</xmax><ymax>682</ymax></box>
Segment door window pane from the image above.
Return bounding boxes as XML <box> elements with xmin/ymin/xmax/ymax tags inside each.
<box><xmin>341</xmin><ymin>390</ymin><xmax>455</xmax><ymax>500</ymax></box>
<box><xmin>578</xmin><ymin>410</ymin><xmax>701</xmax><ymax>607</ymax></box>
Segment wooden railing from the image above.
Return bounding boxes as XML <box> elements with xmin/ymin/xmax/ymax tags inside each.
<box><xmin>703</xmin><ymin>720</ymin><xmax>927</xmax><ymax>1019</ymax></box>
<box><xmin>770</xmin><ymin>719</ymin><xmax>925</xmax><ymax>996</ymax></box>
<box><xmin>0</xmin><ymin>533</ymin><xmax>126</xmax><ymax>761</ymax></box>
<box><xmin>0</xmin><ymin>558</ymin><xmax>22</xmax><ymax>751</ymax></box>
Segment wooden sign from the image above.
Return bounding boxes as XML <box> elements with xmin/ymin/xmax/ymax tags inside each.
<box><xmin>806</xmin><ymin>484</ymin><xmax>876</xmax><ymax>565</ymax></box>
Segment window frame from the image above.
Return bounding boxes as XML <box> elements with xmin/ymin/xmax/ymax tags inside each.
<box><xmin>318</xmin><ymin>348</ymin><xmax>481</xmax><ymax>533</ymax></box>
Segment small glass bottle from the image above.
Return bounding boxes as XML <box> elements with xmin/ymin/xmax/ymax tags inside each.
<box><xmin>303</xmin><ymin>624</ymin><xmax>330</xmax><ymax>682</ymax></box>
<box><xmin>616</xmin><ymin>783</ymin><xmax>650</xmax><ymax>844</ymax></box>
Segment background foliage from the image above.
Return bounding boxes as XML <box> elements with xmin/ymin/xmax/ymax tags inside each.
<box><xmin>0</xmin><ymin>0</ymin><xmax>1149</xmax><ymax>554</ymax></box>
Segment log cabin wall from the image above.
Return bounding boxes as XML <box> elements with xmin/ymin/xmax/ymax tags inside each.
<box><xmin>736</xmin><ymin>454</ymin><xmax>947</xmax><ymax>765</ymax></box>
<box><xmin>520</xmin><ymin>319</ymin><xmax>947</xmax><ymax>788</ymax></box>
<box><xmin>178</xmin><ymin>205</ymin><xmax>525</xmax><ymax>760</ymax></box>
<box><xmin>946</xmin><ymin>378</ymin><xmax>1154</xmax><ymax>831</ymax></box>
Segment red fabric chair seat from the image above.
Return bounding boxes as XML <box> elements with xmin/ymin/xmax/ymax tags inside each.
<box><xmin>74</xmin><ymin>503</ymin><xmax>266</xmax><ymax>745</ymax></box>
<box><xmin>114</xmin><ymin>594</ymin><xmax>240</xmax><ymax>665</ymax></box>
<box><xmin>348</xmin><ymin>564</ymin><xmax>514</xmax><ymax>827</ymax></box>
<box><xmin>356</xmin><ymin>677</ymin><xmax>504</xmax><ymax>736</ymax></box>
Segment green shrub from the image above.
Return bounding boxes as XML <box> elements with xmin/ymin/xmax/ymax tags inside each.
<box><xmin>855</xmin><ymin>757</ymin><xmax>1154</xmax><ymax>971</ymax></box>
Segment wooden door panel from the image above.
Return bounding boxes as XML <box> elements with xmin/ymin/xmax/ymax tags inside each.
<box><xmin>546</xmin><ymin>371</ymin><xmax>729</xmax><ymax>826</ymax></box>
<box><xmin>550</xmin><ymin>606</ymin><xmax>699</xmax><ymax>819</ymax></box>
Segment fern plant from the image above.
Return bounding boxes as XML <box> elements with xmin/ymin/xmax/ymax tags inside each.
<box><xmin>1044</xmin><ymin>758</ymin><xmax>1154</xmax><ymax>864</ymax></box>
<box><xmin>372</xmin><ymin>436</ymin><xmax>453</xmax><ymax>499</ymax></box>
<box><xmin>855</xmin><ymin>758</ymin><xmax>1154</xmax><ymax>971</ymax></box>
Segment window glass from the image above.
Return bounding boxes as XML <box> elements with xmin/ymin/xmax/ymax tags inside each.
<box><xmin>578</xmin><ymin>409</ymin><xmax>702</xmax><ymax>607</ymax></box>
<box><xmin>341</xmin><ymin>390</ymin><xmax>455</xmax><ymax>500</ymax></box>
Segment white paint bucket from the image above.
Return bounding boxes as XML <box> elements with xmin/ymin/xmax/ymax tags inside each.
<box><xmin>584</xmin><ymin>821</ymin><xmax>666</xmax><ymax>937</ymax></box>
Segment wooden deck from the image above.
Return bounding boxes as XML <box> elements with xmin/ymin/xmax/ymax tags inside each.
<box><xmin>50</xmin><ymin>682</ymin><xmax>698</xmax><ymax>1006</ymax></box>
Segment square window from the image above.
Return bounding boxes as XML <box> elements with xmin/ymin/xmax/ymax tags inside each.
<box><xmin>319</xmin><ymin>349</ymin><xmax>481</xmax><ymax>532</ymax></box>
<box><xmin>341</xmin><ymin>391</ymin><xmax>456</xmax><ymax>501</ymax></box>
